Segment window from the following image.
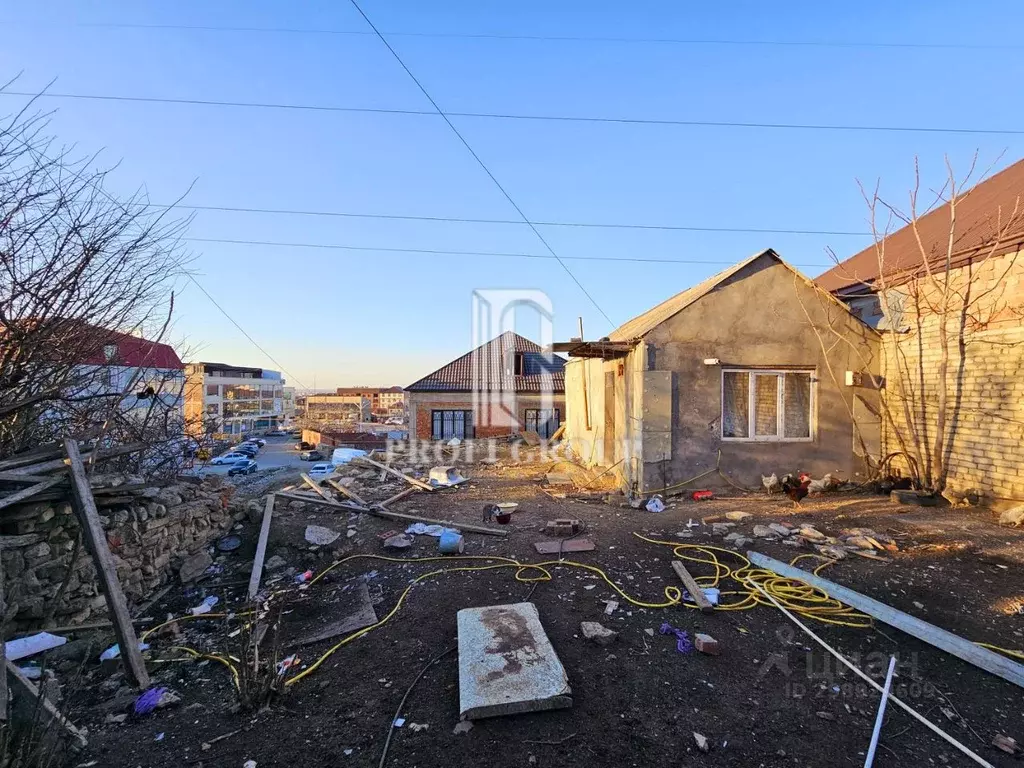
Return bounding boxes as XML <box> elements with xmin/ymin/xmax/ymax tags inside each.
<box><xmin>524</xmin><ymin>408</ymin><xmax>560</xmax><ymax>439</ymax></box>
<box><xmin>206</xmin><ymin>384</ymin><xmax>220</xmax><ymax>396</ymax></box>
<box><xmin>722</xmin><ymin>370</ymin><xmax>813</xmax><ymax>441</ymax></box>
<box><xmin>431</xmin><ymin>410</ymin><xmax>474</xmax><ymax>440</ymax></box>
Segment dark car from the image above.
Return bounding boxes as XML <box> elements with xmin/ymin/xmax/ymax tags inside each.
<box><xmin>299</xmin><ymin>450</ymin><xmax>324</xmax><ymax>461</ymax></box>
<box><xmin>231</xmin><ymin>445</ymin><xmax>258</xmax><ymax>458</ymax></box>
<box><xmin>294</xmin><ymin>441</ymin><xmax>314</xmax><ymax>451</ymax></box>
<box><xmin>227</xmin><ymin>459</ymin><xmax>258</xmax><ymax>476</ymax></box>
<box><xmin>246</xmin><ymin>438</ymin><xmax>267</xmax><ymax>448</ymax></box>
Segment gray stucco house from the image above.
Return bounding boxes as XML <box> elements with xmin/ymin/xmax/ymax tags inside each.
<box><xmin>557</xmin><ymin>249</ymin><xmax>879</xmax><ymax>493</ymax></box>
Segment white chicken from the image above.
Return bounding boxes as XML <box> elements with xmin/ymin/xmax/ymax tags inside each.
<box><xmin>807</xmin><ymin>473</ymin><xmax>841</xmax><ymax>494</ymax></box>
<box><xmin>762</xmin><ymin>473</ymin><xmax>780</xmax><ymax>494</ymax></box>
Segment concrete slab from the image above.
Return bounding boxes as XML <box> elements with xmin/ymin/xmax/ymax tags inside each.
<box><xmin>457</xmin><ymin>602</ymin><xmax>572</xmax><ymax>720</ymax></box>
<box><xmin>534</xmin><ymin>538</ymin><xmax>596</xmax><ymax>555</ymax></box>
<box><xmin>285</xmin><ymin>579</ymin><xmax>379</xmax><ymax>648</ymax></box>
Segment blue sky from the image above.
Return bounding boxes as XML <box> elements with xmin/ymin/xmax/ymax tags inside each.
<box><xmin>2</xmin><ymin>1</ymin><xmax>1023</xmax><ymax>389</ymax></box>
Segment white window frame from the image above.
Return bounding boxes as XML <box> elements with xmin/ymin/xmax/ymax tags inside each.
<box><xmin>720</xmin><ymin>369</ymin><xmax>815</xmax><ymax>443</ymax></box>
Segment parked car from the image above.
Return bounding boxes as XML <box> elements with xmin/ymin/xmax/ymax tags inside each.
<box><xmin>246</xmin><ymin>438</ymin><xmax>267</xmax><ymax>448</ymax></box>
<box><xmin>299</xmin><ymin>450</ymin><xmax>324</xmax><ymax>461</ymax></box>
<box><xmin>211</xmin><ymin>451</ymin><xmax>251</xmax><ymax>465</ymax></box>
<box><xmin>294</xmin><ymin>441</ymin><xmax>314</xmax><ymax>451</ymax></box>
<box><xmin>228</xmin><ymin>459</ymin><xmax>258</xmax><ymax>476</ymax></box>
<box><xmin>231</xmin><ymin>445</ymin><xmax>258</xmax><ymax>458</ymax></box>
<box><xmin>308</xmin><ymin>462</ymin><xmax>333</xmax><ymax>477</ymax></box>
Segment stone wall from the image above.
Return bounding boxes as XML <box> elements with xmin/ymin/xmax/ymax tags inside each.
<box><xmin>0</xmin><ymin>477</ymin><xmax>235</xmax><ymax>631</ymax></box>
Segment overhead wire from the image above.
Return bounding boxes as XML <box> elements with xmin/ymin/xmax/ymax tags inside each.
<box><xmin>346</xmin><ymin>0</ymin><xmax>614</xmax><ymax>327</ymax></box>
<box><xmin>5</xmin><ymin>90</ymin><xmax>1024</xmax><ymax>136</ymax></box>
<box><xmin>3</xmin><ymin>20</ymin><xmax>1022</xmax><ymax>51</ymax></box>
<box><xmin>183</xmin><ymin>236</ymin><xmax>835</xmax><ymax>269</ymax></box>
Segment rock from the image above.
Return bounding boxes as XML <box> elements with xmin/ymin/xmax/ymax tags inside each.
<box><xmin>843</xmin><ymin>536</ymin><xmax>874</xmax><ymax>550</ymax></box>
<box><xmin>992</xmin><ymin>734</ymin><xmax>1021</xmax><ymax>756</ymax></box>
<box><xmin>753</xmin><ymin>525</ymin><xmax>778</xmax><ymax>539</ymax></box>
<box><xmin>178</xmin><ymin>551</ymin><xmax>213</xmax><ymax>584</ymax></box>
<box><xmin>710</xmin><ymin>523</ymin><xmax>733</xmax><ymax>535</ymax></box>
<box><xmin>816</xmin><ymin>711</ymin><xmax>836</xmax><ymax>721</ymax></box>
<box><xmin>383</xmin><ymin>534</ymin><xmax>413</xmax><ymax>550</ymax></box>
<box><xmin>723</xmin><ymin>532</ymin><xmax>742</xmax><ymax>542</ymax></box>
<box><xmin>816</xmin><ymin>546</ymin><xmax>847</xmax><ymax>560</ymax></box>
<box><xmin>798</xmin><ymin>527</ymin><xmax>826</xmax><ymax>541</ymax></box>
<box><xmin>46</xmin><ymin>638</ymin><xmax>96</xmax><ymax>664</ymax></box>
<box><xmin>304</xmin><ymin>525</ymin><xmax>341</xmax><ymax>546</ymax></box>
<box><xmin>768</xmin><ymin>523</ymin><xmax>792</xmax><ymax>536</ymax></box>
<box><xmin>453</xmin><ymin>720</ymin><xmax>473</xmax><ymax>735</ymax></box>
<box><xmin>105</xmin><ymin>713</ymin><xmax>128</xmax><ymax>724</ymax></box>
<box><xmin>265</xmin><ymin>555</ymin><xmax>287</xmax><ymax>571</ymax></box>
<box><xmin>724</xmin><ymin>511</ymin><xmax>752</xmax><ymax>522</ymax></box>
<box><xmin>998</xmin><ymin>505</ymin><xmax>1024</xmax><ymax>526</ymax></box>
<box><xmin>730</xmin><ymin>537</ymin><xmax>753</xmax><ymax>548</ymax></box>
<box><xmin>694</xmin><ymin>633</ymin><xmax>719</xmax><ymax>655</ymax></box>
<box><xmin>693</xmin><ymin>732</ymin><xmax>709</xmax><ymax>752</ymax></box>
<box><xmin>580</xmin><ymin>621</ymin><xmax>617</xmax><ymax>646</ymax></box>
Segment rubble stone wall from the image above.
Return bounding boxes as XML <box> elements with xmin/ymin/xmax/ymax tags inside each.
<box><xmin>0</xmin><ymin>478</ymin><xmax>234</xmax><ymax>631</ymax></box>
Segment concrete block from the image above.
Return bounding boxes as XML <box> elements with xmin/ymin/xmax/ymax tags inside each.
<box><xmin>457</xmin><ymin>602</ymin><xmax>572</xmax><ymax>720</ymax></box>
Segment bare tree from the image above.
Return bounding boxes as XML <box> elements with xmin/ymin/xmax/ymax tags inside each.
<box><xmin>0</xmin><ymin>99</ymin><xmax>193</xmax><ymax>464</ymax></box>
<box><xmin>804</xmin><ymin>156</ymin><xmax>1024</xmax><ymax>492</ymax></box>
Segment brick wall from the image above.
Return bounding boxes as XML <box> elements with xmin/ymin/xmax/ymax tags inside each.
<box><xmin>881</xmin><ymin>250</ymin><xmax>1024</xmax><ymax>500</ymax></box>
<box><xmin>409</xmin><ymin>395</ymin><xmax>566</xmax><ymax>440</ymax></box>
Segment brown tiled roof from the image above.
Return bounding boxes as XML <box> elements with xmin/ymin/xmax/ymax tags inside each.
<box><xmin>609</xmin><ymin>249</ymin><xmax>777</xmax><ymax>341</ymax></box>
<box><xmin>817</xmin><ymin>158</ymin><xmax>1024</xmax><ymax>293</ymax></box>
<box><xmin>406</xmin><ymin>331</ymin><xmax>565</xmax><ymax>393</ymax></box>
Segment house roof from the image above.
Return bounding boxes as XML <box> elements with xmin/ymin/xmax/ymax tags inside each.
<box><xmin>406</xmin><ymin>331</ymin><xmax>566</xmax><ymax>393</ymax></box>
<box><xmin>817</xmin><ymin>158</ymin><xmax>1024</xmax><ymax>293</ymax></box>
<box><xmin>609</xmin><ymin>249</ymin><xmax>777</xmax><ymax>341</ymax></box>
<box><xmin>76</xmin><ymin>326</ymin><xmax>183</xmax><ymax>369</ymax></box>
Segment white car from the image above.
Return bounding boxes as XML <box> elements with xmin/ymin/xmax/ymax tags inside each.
<box><xmin>308</xmin><ymin>463</ymin><xmax>333</xmax><ymax>477</ymax></box>
<box><xmin>211</xmin><ymin>451</ymin><xmax>251</xmax><ymax>465</ymax></box>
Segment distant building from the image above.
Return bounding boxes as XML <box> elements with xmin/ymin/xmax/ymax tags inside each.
<box><xmin>184</xmin><ymin>362</ymin><xmax>285</xmax><ymax>437</ymax></box>
<box><xmin>282</xmin><ymin>386</ymin><xmax>296</xmax><ymax>420</ymax></box>
<box><xmin>334</xmin><ymin>386</ymin><xmax>406</xmax><ymax>417</ymax></box>
<box><xmin>305</xmin><ymin>393</ymin><xmax>371</xmax><ymax>423</ymax></box>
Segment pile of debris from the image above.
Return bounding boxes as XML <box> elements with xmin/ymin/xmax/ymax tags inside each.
<box><xmin>704</xmin><ymin>515</ymin><xmax>899</xmax><ymax>561</ymax></box>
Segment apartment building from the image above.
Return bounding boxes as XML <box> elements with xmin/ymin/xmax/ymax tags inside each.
<box><xmin>184</xmin><ymin>362</ymin><xmax>285</xmax><ymax>437</ymax></box>
<box><xmin>304</xmin><ymin>393</ymin><xmax>371</xmax><ymax>423</ymax></box>
<box><xmin>334</xmin><ymin>386</ymin><xmax>406</xmax><ymax>417</ymax></box>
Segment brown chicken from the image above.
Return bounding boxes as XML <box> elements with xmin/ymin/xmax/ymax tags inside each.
<box><xmin>781</xmin><ymin>473</ymin><xmax>812</xmax><ymax>507</ymax></box>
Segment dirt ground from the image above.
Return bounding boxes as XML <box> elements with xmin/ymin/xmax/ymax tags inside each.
<box><xmin>64</xmin><ymin>456</ymin><xmax>1024</xmax><ymax>768</ymax></box>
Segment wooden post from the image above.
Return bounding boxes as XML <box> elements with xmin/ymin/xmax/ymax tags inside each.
<box><xmin>326</xmin><ymin>478</ymin><xmax>369</xmax><ymax>507</ymax></box>
<box><xmin>248</xmin><ymin>495</ymin><xmax>275</xmax><ymax>600</ymax></box>
<box><xmin>748</xmin><ymin>550</ymin><xmax>1024</xmax><ymax>689</ymax></box>
<box><xmin>354</xmin><ymin>457</ymin><xmax>434</xmax><ymax>491</ymax></box>
<box><xmin>63</xmin><ymin>440</ymin><xmax>150</xmax><ymax>690</ymax></box>
<box><xmin>671</xmin><ymin>561</ymin><xmax>714</xmax><ymax>613</ymax></box>
<box><xmin>300</xmin><ymin>473</ymin><xmax>335</xmax><ymax>503</ymax></box>
<box><xmin>6</xmin><ymin>663</ymin><xmax>87</xmax><ymax>750</ymax></box>
<box><xmin>0</xmin><ymin>551</ymin><xmax>7</xmax><ymax>721</ymax></box>
<box><xmin>378</xmin><ymin>486</ymin><xmax>420</xmax><ymax>508</ymax></box>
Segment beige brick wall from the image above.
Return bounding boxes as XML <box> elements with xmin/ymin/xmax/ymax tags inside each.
<box><xmin>881</xmin><ymin>250</ymin><xmax>1024</xmax><ymax>501</ymax></box>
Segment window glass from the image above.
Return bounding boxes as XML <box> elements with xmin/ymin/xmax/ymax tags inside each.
<box><xmin>722</xmin><ymin>372</ymin><xmax>749</xmax><ymax>438</ymax></box>
<box><xmin>784</xmin><ymin>373</ymin><xmax>812</xmax><ymax>438</ymax></box>
<box><xmin>754</xmin><ymin>374</ymin><xmax>779</xmax><ymax>437</ymax></box>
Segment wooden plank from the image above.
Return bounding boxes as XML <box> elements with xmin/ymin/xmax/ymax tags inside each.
<box><xmin>534</xmin><ymin>539</ymin><xmax>595</xmax><ymax>555</ymax></box>
<box><xmin>354</xmin><ymin>456</ymin><xmax>434</xmax><ymax>491</ymax></box>
<box><xmin>276</xmin><ymin>490</ymin><xmax>367</xmax><ymax>512</ymax></box>
<box><xmin>326</xmin><ymin>478</ymin><xmax>369</xmax><ymax>507</ymax></box>
<box><xmin>0</xmin><ymin>471</ymin><xmax>55</xmax><ymax>484</ymax></box>
<box><xmin>300</xmin><ymin>473</ymin><xmax>335</xmax><ymax>503</ymax></box>
<box><xmin>0</xmin><ymin>446</ymin><xmax>63</xmax><ymax>472</ymax></box>
<box><xmin>63</xmin><ymin>439</ymin><xmax>150</xmax><ymax>690</ymax></box>
<box><xmin>378</xmin><ymin>486</ymin><xmax>420</xmax><ymax>508</ymax></box>
<box><xmin>671</xmin><ymin>561</ymin><xmax>715</xmax><ymax>614</ymax></box>
<box><xmin>0</xmin><ymin>476</ymin><xmax>67</xmax><ymax>511</ymax></box>
<box><xmin>6</xmin><ymin>662</ymin><xmax>87</xmax><ymax>750</ymax></box>
<box><xmin>0</xmin><ymin>549</ymin><xmax>6</xmax><ymax>721</ymax></box>
<box><xmin>748</xmin><ymin>550</ymin><xmax>1024</xmax><ymax>690</ymax></box>
<box><xmin>247</xmin><ymin>494</ymin><xmax>276</xmax><ymax>600</ymax></box>
<box><xmin>7</xmin><ymin>441</ymin><xmax>146</xmax><ymax>477</ymax></box>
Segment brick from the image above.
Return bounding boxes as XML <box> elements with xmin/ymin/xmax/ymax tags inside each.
<box><xmin>694</xmin><ymin>633</ymin><xmax>720</xmax><ymax>655</ymax></box>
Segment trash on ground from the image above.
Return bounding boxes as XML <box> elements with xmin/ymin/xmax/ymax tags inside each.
<box><xmin>604</xmin><ymin>600</ymin><xmax>619</xmax><ymax>616</ymax></box>
<box><xmin>405</xmin><ymin>523</ymin><xmax>459</xmax><ymax>537</ymax></box>
<box><xmin>659</xmin><ymin>622</ymin><xmax>693</xmax><ymax>654</ymax></box>
<box><xmin>458</xmin><ymin>602</ymin><xmax>572</xmax><ymax>719</ymax></box>
<box><xmin>305</xmin><ymin>525</ymin><xmax>341</xmax><ymax>546</ymax></box>
<box><xmin>190</xmin><ymin>595</ymin><xmax>220</xmax><ymax>616</ymax></box>
<box><xmin>5</xmin><ymin>632</ymin><xmax>67</xmax><ymax>662</ymax></box>
<box><xmin>393</xmin><ymin>718</ymin><xmax>406</xmax><ymax>728</ymax></box>
<box><xmin>277</xmin><ymin>654</ymin><xmax>300</xmax><ymax>676</ymax></box>
<box><xmin>295</xmin><ymin>570</ymin><xmax>314</xmax><ymax>584</ymax></box>
<box><xmin>693</xmin><ymin>732</ymin><xmax>709</xmax><ymax>752</ymax></box>
<box><xmin>545</xmin><ymin>518</ymin><xmax>582</xmax><ymax>537</ymax></box>
<box><xmin>383</xmin><ymin>533</ymin><xmax>413</xmax><ymax>549</ymax></box>
<box><xmin>429</xmin><ymin>466</ymin><xmax>469</xmax><ymax>487</ymax></box>
<box><xmin>216</xmin><ymin>534</ymin><xmax>242</xmax><ymax>552</ymax></box>
<box><xmin>993</xmin><ymin>734</ymin><xmax>1021</xmax><ymax>755</ymax></box>
<box><xmin>645</xmin><ymin>495</ymin><xmax>666</xmax><ymax>513</ymax></box>
<box><xmin>331</xmin><ymin>448</ymin><xmax>367</xmax><ymax>465</ymax></box>
<box><xmin>691</xmin><ymin>490</ymin><xmax>714</xmax><ymax>501</ymax></box>
<box><xmin>408</xmin><ymin>723</ymin><xmax>429</xmax><ymax>732</ymax></box>
<box><xmin>99</xmin><ymin>641</ymin><xmax>150</xmax><ymax>661</ymax></box>
<box><xmin>134</xmin><ymin>687</ymin><xmax>181</xmax><ymax>716</ymax></box>
<box><xmin>438</xmin><ymin>530</ymin><xmax>466</xmax><ymax>554</ymax></box>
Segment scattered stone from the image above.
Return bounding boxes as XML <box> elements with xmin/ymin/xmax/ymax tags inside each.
<box><xmin>711</xmin><ymin>523</ymin><xmax>732</xmax><ymax>535</ymax></box>
<box><xmin>992</xmin><ymin>734</ymin><xmax>1021</xmax><ymax>756</ymax></box>
<box><xmin>178</xmin><ymin>551</ymin><xmax>213</xmax><ymax>584</ymax></box>
<box><xmin>693</xmin><ymin>732</ymin><xmax>709</xmax><ymax>752</ymax></box>
<box><xmin>383</xmin><ymin>534</ymin><xmax>413</xmax><ymax>550</ymax></box>
<box><xmin>644</xmin><ymin>628</ymin><xmax>655</xmax><ymax>636</ymax></box>
<box><xmin>694</xmin><ymin>633</ymin><xmax>719</xmax><ymax>656</ymax></box>
<box><xmin>580</xmin><ymin>621</ymin><xmax>617</xmax><ymax>646</ymax></box>
<box><xmin>453</xmin><ymin>720</ymin><xmax>473</xmax><ymax>735</ymax></box>
<box><xmin>104</xmin><ymin>713</ymin><xmax>127</xmax><ymax>724</ymax></box>
<box><xmin>913</xmin><ymin>601</ymin><xmax>925</xmax><ymax>611</ymax></box>
<box><xmin>265</xmin><ymin>555</ymin><xmax>287</xmax><ymax>571</ymax></box>
<box><xmin>798</xmin><ymin>527</ymin><xmax>826</xmax><ymax>541</ymax></box>
<box><xmin>816</xmin><ymin>546</ymin><xmax>847</xmax><ymax>560</ymax></box>
<box><xmin>730</xmin><ymin>537</ymin><xmax>753</xmax><ymax>549</ymax></box>
<box><xmin>816</xmin><ymin>711</ymin><xmax>836</xmax><ymax>721</ymax></box>
<box><xmin>604</xmin><ymin>600</ymin><xmax>619</xmax><ymax>616</ymax></box>
<box><xmin>304</xmin><ymin>525</ymin><xmax>341</xmax><ymax>546</ymax></box>
<box><xmin>769</xmin><ymin>523</ymin><xmax>792</xmax><ymax>537</ymax></box>
<box><xmin>753</xmin><ymin>525</ymin><xmax>778</xmax><ymax>539</ymax></box>
<box><xmin>724</xmin><ymin>511</ymin><xmax>752</xmax><ymax>522</ymax></box>
<box><xmin>843</xmin><ymin>535</ymin><xmax>874</xmax><ymax>550</ymax></box>
<box><xmin>674</xmin><ymin>531</ymin><xmax>694</xmax><ymax>538</ymax></box>
<box><xmin>998</xmin><ymin>505</ymin><xmax>1024</xmax><ymax>526</ymax></box>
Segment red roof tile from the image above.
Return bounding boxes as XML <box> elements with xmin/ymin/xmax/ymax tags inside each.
<box><xmin>817</xmin><ymin>158</ymin><xmax>1024</xmax><ymax>293</ymax></box>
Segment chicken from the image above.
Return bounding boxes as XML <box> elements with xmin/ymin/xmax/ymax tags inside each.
<box><xmin>762</xmin><ymin>473</ymin><xmax>780</xmax><ymax>494</ymax></box>
<box><xmin>807</xmin><ymin>473</ymin><xmax>841</xmax><ymax>495</ymax></box>
<box><xmin>781</xmin><ymin>473</ymin><xmax>812</xmax><ymax>507</ymax></box>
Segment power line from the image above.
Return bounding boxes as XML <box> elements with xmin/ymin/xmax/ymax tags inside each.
<box><xmin>346</xmin><ymin>0</ymin><xmax>615</xmax><ymax>327</ymax></box>
<box><xmin>2</xmin><ymin>20</ymin><xmax>1020</xmax><ymax>51</ymax></box>
<box><xmin>155</xmin><ymin>202</ymin><xmax>873</xmax><ymax>237</ymax></box>
<box><xmin>185</xmin><ymin>235</ymin><xmax>835</xmax><ymax>270</ymax></box>
<box><xmin>6</xmin><ymin>90</ymin><xmax>1024</xmax><ymax>136</ymax></box>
